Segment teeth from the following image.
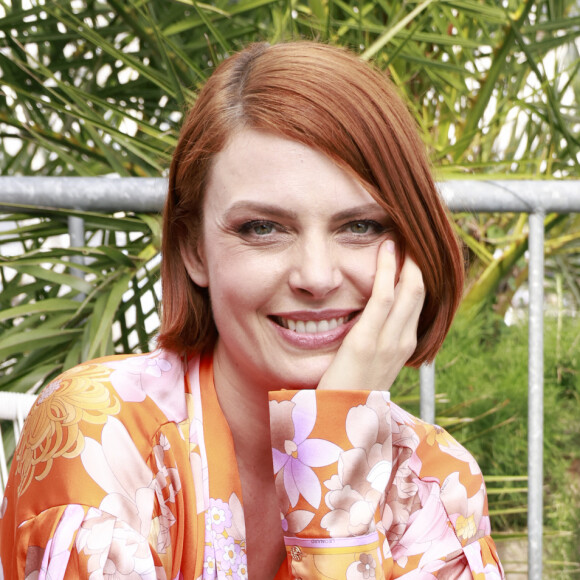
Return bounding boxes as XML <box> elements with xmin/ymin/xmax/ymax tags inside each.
<box><xmin>280</xmin><ymin>316</ymin><xmax>348</xmax><ymax>334</ymax></box>
<box><xmin>318</xmin><ymin>320</ymin><xmax>329</xmax><ymax>332</ymax></box>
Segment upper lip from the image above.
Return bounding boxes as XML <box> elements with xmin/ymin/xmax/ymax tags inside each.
<box><xmin>269</xmin><ymin>309</ymin><xmax>361</xmax><ymax>321</ymax></box>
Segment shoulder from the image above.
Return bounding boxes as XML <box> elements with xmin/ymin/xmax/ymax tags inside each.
<box><xmin>32</xmin><ymin>349</ymin><xmax>187</xmax><ymax>426</ymax></box>
<box><xmin>389</xmin><ymin>402</ymin><xmax>491</xmax><ymax>544</ymax></box>
<box><xmin>17</xmin><ymin>350</ymin><xmax>187</xmax><ymax>484</ymax></box>
<box><xmin>390</xmin><ymin>401</ymin><xmax>483</xmax><ymax>479</ymax></box>
<box><xmin>7</xmin><ymin>350</ymin><xmax>189</xmax><ymax>512</ymax></box>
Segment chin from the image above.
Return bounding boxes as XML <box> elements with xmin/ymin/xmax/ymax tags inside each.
<box><xmin>272</xmin><ymin>360</ymin><xmax>331</xmax><ymax>391</ymax></box>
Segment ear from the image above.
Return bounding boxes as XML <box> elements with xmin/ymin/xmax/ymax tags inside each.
<box><xmin>181</xmin><ymin>242</ymin><xmax>209</xmax><ymax>288</ymax></box>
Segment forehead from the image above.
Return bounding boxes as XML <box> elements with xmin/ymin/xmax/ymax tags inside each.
<box><xmin>203</xmin><ymin>129</ymin><xmax>381</xmax><ymax>216</ymax></box>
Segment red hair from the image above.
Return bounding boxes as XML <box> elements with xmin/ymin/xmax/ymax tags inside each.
<box><xmin>158</xmin><ymin>42</ymin><xmax>464</xmax><ymax>366</ymax></box>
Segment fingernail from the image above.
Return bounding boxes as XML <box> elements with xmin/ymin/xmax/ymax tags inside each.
<box><xmin>385</xmin><ymin>240</ymin><xmax>395</xmax><ymax>254</ymax></box>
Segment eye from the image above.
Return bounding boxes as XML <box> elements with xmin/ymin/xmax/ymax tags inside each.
<box><xmin>348</xmin><ymin>221</ymin><xmax>371</xmax><ymax>234</ymax></box>
<box><xmin>345</xmin><ymin>220</ymin><xmax>384</xmax><ymax>235</ymax></box>
<box><xmin>251</xmin><ymin>222</ymin><xmax>274</xmax><ymax>235</ymax></box>
<box><xmin>237</xmin><ymin>220</ymin><xmax>280</xmax><ymax>237</ymax></box>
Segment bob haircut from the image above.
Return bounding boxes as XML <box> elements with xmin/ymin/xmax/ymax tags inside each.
<box><xmin>158</xmin><ymin>41</ymin><xmax>464</xmax><ymax>367</ymax></box>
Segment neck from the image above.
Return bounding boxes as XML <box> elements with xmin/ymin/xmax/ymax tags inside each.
<box><xmin>212</xmin><ymin>342</ymin><xmax>272</xmax><ymax>459</ymax></box>
<box><xmin>210</xmin><ymin>342</ymin><xmax>287</xmax><ymax>577</ymax></box>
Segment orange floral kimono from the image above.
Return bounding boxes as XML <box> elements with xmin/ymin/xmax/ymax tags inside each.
<box><xmin>0</xmin><ymin>350</ymin><xmax>504</xmax><ymax>579</ymax></box>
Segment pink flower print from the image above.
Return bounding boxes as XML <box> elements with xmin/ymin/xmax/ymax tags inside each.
<box><xmin>75</xmin><ymin>509</ymin><xmax>159</xmax><ymax>579</ymax></box>
<box><xmin>107</xmin><ymin>352</ymin><xmax>172</xmax><ymax>402</ymax></box>
<box><xmin>153</xmin><ymin>440</ymin><xmax>181</xmax><ymax>504</ymax></box>
<box><xmin>271</xmin><ymin>390</ymin><xmax>341</xmax><ymax>509</ymax></box>
<box><xmin>202</xmin><ymin>551</ymin><xmax>217</xmax><ymax>578</ymax></box>
<box><xmin>392</xmin><ymin>462</ymin><xmax>418</xmax><ymax>500</ymax></box>
<box><xmin>439</xmin><ymin>438</ymin><xmax>482</xmax><ymax>477</ymax></box>
<box><xmin>390</xmin><ymin>403</ymin><xmax>418</xmax><ymax>427</ymax></box>
<box><xmin>217</xmin><ymin>536</ymin><xmax>243</xmax><ymax>573</ymax></box>
<box><xmin>39</xmin><ymin>504</ymin><xmax>85</xmax><ymax>575</ymax></box>
<box><xmin>392</xmin><ymin>422</ymin><xmax>421</xmax><ymax>454</ymax></box>
<box><xmin>440</xmin><ymin>472</ymin><xmax>488</xmax><ymax>543</ymax></box>
<box><xmin>341</xmin><ymin>397</ymin><xmax>393</xmax><ymax>495</ymax></box>
<box><xmin>464</xmin><ymin>541</ymin><xmax>504</xmax><ymax>579</ymax></box>
<box><xmin>276</xmin><ymin>477</ymin><xmax>316</xmax><ymax>534</ymax></box>
<box><xmin>105</xmin><ymin>350</ymin><xmax>185</xmax><ymax>423</ymax></box>
<box><xmin>237</xmin><ymin>561</ymin><xmax>249</xmax><ymax>580</ymax></box>
<box><xmin>206</xmin><ymin>498</ymin><xmax>232</xmax><ymax>534</ymax></box>
<box><xmin>391</xmin><ymin>478</ymin><xmax>461</xmax><ymax>567</ymax></box>
<box><xmin>321</xmin><ymin>483</ymin><xmax>378</xmax><ymax>537</ymax></box>
<box><xmin>320</xmin><ymin>394</ymin><xmax>393</xmax><ymax>537</ymax></box>
<box><xmin>145</xmin><ymin>357</ymin><xmax>172</xmax><ymax>378</ymax></box>
<box><xmin>281</xmin><ymin>509</ymin><xmax>316</xmax><ymax>535</ymax></box>
<box><xmin>80</xmin><ymin>417</ymin><xmax>156</xmax><ymax>538</ymax></box>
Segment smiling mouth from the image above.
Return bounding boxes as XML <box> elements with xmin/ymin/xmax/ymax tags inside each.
<box><xmin>270</xmin><ymin>313</ymin><xmax>359</xmax><ymax>334</ymax></box>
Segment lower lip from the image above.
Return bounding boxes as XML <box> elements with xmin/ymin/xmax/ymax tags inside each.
<box><xmin>269</xmin><ymin>315</ymin><xmax>359</xmax><ymax>349</ymax></box>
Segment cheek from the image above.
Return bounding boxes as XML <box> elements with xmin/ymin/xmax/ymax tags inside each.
<box><xmin>206</xmin><ymin>251</ymin><xmax>285</xmax><ymax>313</ymax></box>
<box><xmin>343</xmin><ymin>248</ymin><xmax>381</xmax><ymax>298</ymax></box>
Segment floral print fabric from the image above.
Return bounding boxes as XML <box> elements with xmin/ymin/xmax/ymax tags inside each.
<box><xmin>0</xmin><ymin>350</ymin><xmax>504</xmax><ymax>579</ymax></box>
<box><xmin>270</xmin><ymin>390</ymin><xmax>504</xmax><ymax>578</ymax></box>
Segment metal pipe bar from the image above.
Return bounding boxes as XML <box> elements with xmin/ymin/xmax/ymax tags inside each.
<box><xmin>0</xmin><ymin>177</ymin><xmax>166</xmax><ymax>213</ymax></box>
<box><xmin>67</xmin><ymin>215</ymin><xmax>85</xmax><ymax>270</ymax></box>
<box><xmin>419</xmin><ymin>362</ymin><xmax>436</xmax><ymax>424</ymax></box>
<box><xmin>439</xmin><ymin>180</ymin><xmax>580</xmax><ymax>213</ymax></box>
<box><xmin>67</xmin><ymin>215</ymin><xmax>86</xmax><ymax>299</ymax></box>
<box><xmin>528</xmin><ymin>211</ymin><xmax>545</xmax><ymax>580</ymax></box>
<box><xmin>0</xmin><ymin>177</ymin><xmax>578</xmax><ymax>213</ymax></box>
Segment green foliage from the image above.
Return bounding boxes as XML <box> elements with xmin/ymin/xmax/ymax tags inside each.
<box><xmin>0</xmin><ymin>0</ymin><xmax>579</xmax><ymax>177</ymax></box>
<box><xmin>0</xmin><ymin>206</ymin><xmax>161</xmax><ymax>393</ymax></box>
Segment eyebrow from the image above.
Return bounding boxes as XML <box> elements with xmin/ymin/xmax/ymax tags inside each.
<box><xmin>224</xmin><ymin>201</ymin><xmax>298</xmax><ymax>220</ymax></box>
<box><xmin>223</xmin><ymin>201</ymin><xmax>387</xmax><ymax>221</ymax></box>
<box><xmin>331</xmin><ymin>203</ymin><xmax>390</xmax><ymax>221</ymax></box>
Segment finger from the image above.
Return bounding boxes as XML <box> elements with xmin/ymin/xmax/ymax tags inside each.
<box><xmin>378</xmin><ymin>254</ymin><xmax>425</xmax><ymax>352</ymax></box>
<box><xmin>354</xmin><ymin>239</ymin><xmax>397</xmax><ymax>335</ymax></box>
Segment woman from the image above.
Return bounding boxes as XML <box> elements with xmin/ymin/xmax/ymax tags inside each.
<box><xmin>0</xmin><ymin>42</ymin><xmax>504</xmax><ymax>579</ymax></box>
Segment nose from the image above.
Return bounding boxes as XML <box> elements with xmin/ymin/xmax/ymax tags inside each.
<box><xmin>288</xmin><ymin>239</ymin><xmax>343</xmax><ymax>299</ymax></box>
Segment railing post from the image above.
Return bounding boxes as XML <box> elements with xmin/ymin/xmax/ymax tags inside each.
<box><xmin>420</xmin><ymin>361</ymin><xmax>435</xmax><ymax>424</ymax></box>
<box><xmin>528</xmin><ymin>210</ymin><xmax>545</xmax><ymax>580</ymax></box>
<box><xmin>67</xmin><ymin>215</ymin><xmax>86</xmax><ymax>300</ymax></box>
<box><xmin>67</xmin><ymin>215</ymin><xmax>85</xmax><ymax>275</ymax></box>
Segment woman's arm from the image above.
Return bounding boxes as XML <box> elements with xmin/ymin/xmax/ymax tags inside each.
<box><xmin>0</xmin><ymin>356</ymin><xmax>186</xmax><ymax>579</ymax></box>
<box><xmin>269</xmin><ymin>389</ymin><xmax>504</xmax><ymax>579</ymax></box>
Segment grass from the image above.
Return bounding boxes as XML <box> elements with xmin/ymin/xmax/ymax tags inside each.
<box><xmin>394</xmin><ymin>308</ymin><xmax>580</xmax><ymax>575</ymax></box>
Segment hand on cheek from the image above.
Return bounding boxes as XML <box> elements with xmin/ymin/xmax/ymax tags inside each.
<box><xmin>317</xmin><ymin>240</ymin><xmax>425</xmax><ymax>391</ymax></box>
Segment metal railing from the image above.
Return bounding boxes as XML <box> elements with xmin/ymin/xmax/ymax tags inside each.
<box><xmin>0</xmin><ymin>393</ymin><xmax>37</xmax><ymax>491</ymax></box>
<box><xmin>1</xmin><ymin>176</ymin><xmax>579</xmax><ymax>579</ymax></box>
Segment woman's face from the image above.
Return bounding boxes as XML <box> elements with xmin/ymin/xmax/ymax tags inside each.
<box><xmin>184</xmin><ymin>129</ymin><xmax>394</xmax><ymax>393</ymax></box>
